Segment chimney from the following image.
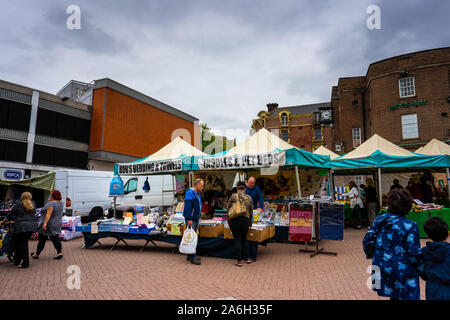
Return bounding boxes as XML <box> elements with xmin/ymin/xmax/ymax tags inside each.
<box><xmin>267</xmin><ymin>103</ymin><xmax>278</xmax><ymax>113</ymax></box>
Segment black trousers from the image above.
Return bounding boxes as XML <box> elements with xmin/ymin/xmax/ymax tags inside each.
<box><xmin>229</xmin><ymin>216</ymin><xmax>250</xmax><ymax>262</ymax></box>
<box><xmin>14</xmin><ymin>232</ymin><xmax>33</xmax><ymax>267</ymax></box>
<box><xmin>36</xmin><ymin>233</ymin><xmax>62</xmax><ymax>255</ymax></box>
<box><xmin>352</xmin><ymin>204</ymin><xmax>362</xmax><ymax>227</ymax></box>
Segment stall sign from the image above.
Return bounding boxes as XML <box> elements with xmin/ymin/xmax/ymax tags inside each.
<box><xmin>118</xmin><ymin>159</ymin><xmax>183</xmax><ymax>175</ymax></box>
<box><xmin>198</xmin><ymin>151</ymin><xmax>286</xmax><ymax>170</ymax></box>
<box><xmin>0</xmin><ymin>169</ymin><xmax>24</xmax><ymax>181</ymax></box>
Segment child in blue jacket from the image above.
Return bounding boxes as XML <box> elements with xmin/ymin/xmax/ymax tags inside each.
<box><xmin>417</xmin><ymin>216</ymin><xmax>450</xmax><ymax>300</ymax></box>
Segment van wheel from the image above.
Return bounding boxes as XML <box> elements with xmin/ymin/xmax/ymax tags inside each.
<box><xmin>88</xmin><ymin>206</ymin><xmax>104</xmax><ymax>222</ymax></box>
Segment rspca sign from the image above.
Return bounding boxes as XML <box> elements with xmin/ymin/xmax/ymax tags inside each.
<box><xmin>1</xmin><ymin>169</ymin><xmax>24</xmax><ymax>181</ymax></box>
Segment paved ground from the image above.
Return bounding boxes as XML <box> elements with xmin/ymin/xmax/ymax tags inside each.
<box><xmin>0</xmin><ymin>228</ymin><xmax>427</xmax><ymax>300</ymax></box>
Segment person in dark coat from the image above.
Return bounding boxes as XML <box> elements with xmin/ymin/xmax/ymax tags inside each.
<box><xmin>363</xmin><ymin>188</ymin><xmax>422</xmax><ymax>300</ymax></box>
<box><xmin>416</xmin><ymin>217</ymin><xmax>450</xmax><ymax>300</ymax></box>
<box><xmin>0</xmin><ymin>192</ymin><xmax>37</xmax><ymax>268</ymax></box>
<box><xmin>420</xmin><ymin>177</ymin><xmax>433</xmax><ymax>204</ymax></box>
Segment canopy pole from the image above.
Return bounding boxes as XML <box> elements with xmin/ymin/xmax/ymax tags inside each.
<box><xmin>378</xmin><ymin>168</ymin><xmax>383</xmax><ymax>208</ymax></box>
<box><xmin>295</xmin><ymin>166</ymin><xmax>302</xmax><ymax>199</ymax></box>
<box><xmin>328</xmin><ymin>170</ymin><xmax>335</xmax><ymax>200</ymax></box>
<box><xmin>447</xmin><ymin>168</ymin><xmax>450</xmax><ymax>201</ymax></box>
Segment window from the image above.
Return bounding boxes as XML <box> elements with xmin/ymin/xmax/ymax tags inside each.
<box><xmin>124</xmin><ymin>178</ymin><xmax>138</xmax><ymax>195</ymax></box>
<box><xmin>281</xmin><ymin>114</ymin><xmax>288</xmax><ymax>126</ymax></box>
<box><xmin>399</xmin><ymin>77</ymin><xmax>415</xmax><ymax>98</ymax></box>
<box><xmin>261</xmin><ymin>119</ymin><xmax>265</xmax><ymax>128</ymax></box>
<box><xmin>313</xmin><ymin>127</ymin><xmax>322</xmax><ymax>140</ymax></box>
<box><xmin>281</xmin><ymin>130</ymin><xmax>289</xmax><ymax>142</ymax></box>
<box><xmin>352</xmin><ymin>128</ymin><xmax>361</xmax><ymax>148</ymax></box>
<box><xmin>401</xmin><ymin>114</ymin><xmax>419</xmax><ymax>139</ymax></box>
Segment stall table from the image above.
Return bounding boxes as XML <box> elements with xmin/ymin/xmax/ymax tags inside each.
<box><xmin>377</xmin><ymin>208</ymin><xmax>450</xmax><ymax>238</ymax></box>
<box><xmin>79</xmin><ymin>230</ymin><xmax>266</xmax><ymax>260</ymax></box>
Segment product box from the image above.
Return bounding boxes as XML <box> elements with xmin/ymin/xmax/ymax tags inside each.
<box><xmin>199</xmin><ymin>224</ymin><xmax>224</xmax><ymax>238</ymax></box>
<box><xmin>268</xmin><ymin>226</ymin><xmax>275</xmax><ymax>239</ymax></box>
<box><xmin>124</xmin><ymin>212</ymin><xmax>133</xmax><ymax>218</ymax></box>
<box><xmin>224</xmin><ymin>225</ymin><xmax>270</xmax><ymax>242</ymax></box>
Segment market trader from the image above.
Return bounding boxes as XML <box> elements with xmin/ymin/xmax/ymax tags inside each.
<box><xmin>183</xmin><ymin>178</ymin><xmax>204</xmax><ymax>265</ymax></box>
<box><xmin>245</xmin><ymin>177</ymin><xmax>264</xmax><ymax>212</ymax></box>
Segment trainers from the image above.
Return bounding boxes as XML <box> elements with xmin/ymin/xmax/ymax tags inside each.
<box><xmin>190</xmin><ymin>256</ymin><xmax>201</xmax><ymax>265</ymax></box>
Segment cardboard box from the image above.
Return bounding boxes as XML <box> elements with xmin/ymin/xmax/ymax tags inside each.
<box><xmin>199</xmin><ymin>224</ymin><xmax>224</xmax><ymax>238</ymax></box>
<box><xmin>268</xmin><ymin>226</ymin><xmax>275</xmax><ymax>239</ymax></box>
<box><xmin>224</xmin><ymin>226</ymin><xmax>271</xmax><ymax>242</ymax></box>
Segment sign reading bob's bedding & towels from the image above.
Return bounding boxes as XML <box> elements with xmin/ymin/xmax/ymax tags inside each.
<box><xmin>118</xmin><ymin>159</ymin><xmax>183</xmax><ymax>175</ymax></box>
<box><xmin>198</xmin><ymin>151</ymin><xmax>286</xmax><ymax>170</ymax></box>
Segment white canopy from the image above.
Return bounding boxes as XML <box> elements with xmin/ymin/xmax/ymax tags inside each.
<box><xmin>224</xmin><ymin>128</ymin><xmax>296</xmax><ymax>156</ymax></box>
<box><xmin>313</xmin><ymin>146</ymin><xmax>339</xmax><ymax>159</ymax></box>
<box><xmin>339</xmin><ymin>134</ymin><xmax>417</xmax><ymax>160</ymax></box>
<box><xmin>140</xmin><ymin>137</ymin><xmax>206</xmax><ymax>162</ymax></box>
<box><xmin>415</xmin><ymin>139</ymin><xmax>450</xmax><ymax>155</ymax></box>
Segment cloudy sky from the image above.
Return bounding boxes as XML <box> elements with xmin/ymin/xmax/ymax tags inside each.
<box><xmin>1</xmin><ymin>0</ymin><xmax>448</xmax><ymax>142</ymax></box>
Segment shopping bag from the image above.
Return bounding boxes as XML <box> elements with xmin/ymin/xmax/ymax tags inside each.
<box><xmin>179</xmin><ymin>227</ymin><xmax>198</xmax><ymax>255</ymax></box>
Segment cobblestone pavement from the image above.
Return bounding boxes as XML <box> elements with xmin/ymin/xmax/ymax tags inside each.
<box><xmin>0</xmin><ymin>228</ymin><xmax>427</xmax><ymax>300</ymax></box>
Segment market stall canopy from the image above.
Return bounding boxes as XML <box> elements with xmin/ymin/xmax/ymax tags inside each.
<box><xmin>338</xmin><ymin>134</ymin><xmax>417</xmax><ymax>160</ymax></box>
<box><xmin>416</xmin><ymin>139</ymin><xmax>450</xmax><ymax>155</ymax></box>
<box><xmin>331</xmin><ymin>134</ymin><xmax>450</xmax><ymax>170</ymax></box>
<box><xmin>313</xmin><ymin>146</ymin><xmax>339</xmax><ymax>159</ymax></box>
<box><xmin>0</xmin><ymin>171</ymin><xmax>55</xmax><ymax>191</ymax></box>
<box><xmin>114</xmin><ymin>137</ymin><xmax>206</xmax><ymax>175</ymax></box>
<box><xmin>195</xmin><ymin>128</ymin><xmax>331</xmax><ymax>170</ymax></box>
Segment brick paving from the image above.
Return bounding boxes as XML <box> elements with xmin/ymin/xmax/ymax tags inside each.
<box><xmin>0</xmin><ymin>228</ymin><xmax>427</xmax><ymax>300</ymax></box>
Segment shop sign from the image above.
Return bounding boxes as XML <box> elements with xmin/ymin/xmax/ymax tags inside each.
<box><xmin>198</xmin><ymin>151</ymin><xmax>286</xmax><ymax>170</ymax></box>
<box><xmin>0</xmin><ymin>169</ymin><xmax>24</xmax><ymax>181</ymax></box>
<box><xmin>118</xmin><ymin>159</ymin><xmax>183</xmax><ymax>175</ymax></box>
<box><xmin>389</xmin><ymin>100</ymin><xmax>427</xmax><ymax>110</ymax></box>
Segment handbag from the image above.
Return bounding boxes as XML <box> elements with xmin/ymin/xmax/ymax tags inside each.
<box><xmin>228</xmin><ymin>197</ymin><xmax>246</xmax><ymax>220</ymax></box>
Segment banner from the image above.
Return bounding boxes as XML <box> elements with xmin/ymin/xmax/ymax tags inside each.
<box><xmin>118</xmin><ymin>159</ymin><xmax>183</xmax><ymax>175</ymax></box>
<box><xmin>198</xmin><ymin>151</ymin><xmax>286</xmax><ymax>170</ymax></box>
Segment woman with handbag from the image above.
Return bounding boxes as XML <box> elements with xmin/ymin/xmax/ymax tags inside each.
<box><xmin>0</xmin><ymin>192</ymin><xmax>38</xmax><ymax>268</ymax></box>
<box><xmin>226</xmin><ymin>181</ymin><xmax>254</xmax><ymax>267</ymax></box>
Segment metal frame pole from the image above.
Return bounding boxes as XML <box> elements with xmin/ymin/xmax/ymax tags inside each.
<box><xmin>446</xmin><ymin>168</ymin><xmax>450</xmax><ymax>201</ymax></box>
<box><xmin>378</xmin><ymin>168</ymin><xmax>383</xmax><ymax>208</ymax></box>
<box><xmin>295</xmin><ymin>166</ymin><xmax>302</xmax><ymax>199</ymax></box>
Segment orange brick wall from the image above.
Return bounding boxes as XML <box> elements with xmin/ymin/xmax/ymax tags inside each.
<box><xmin>90</xmin><ymin>88</ymin><xmax>196</xmax><ymax>158</ymax></box>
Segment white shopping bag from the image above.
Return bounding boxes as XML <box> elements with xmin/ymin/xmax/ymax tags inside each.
<box><xmin>179</xmin><ymin>227</ymin><xmax>198</xmax><ymax>255</ymax></box>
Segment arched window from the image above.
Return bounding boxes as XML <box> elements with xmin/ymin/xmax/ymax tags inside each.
<box><xmin>262</xmin><ymin>118</ymin><xmax>265</xmax><ymax>128</ymax></box>
<box><xmin>281</xmin><ymin>114</ymin><xmax>288</xmax><ymax>125</ymax></box>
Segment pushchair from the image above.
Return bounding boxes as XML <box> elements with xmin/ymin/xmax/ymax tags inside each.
<box><xmin>0</xmin><ymin>221</ymin><xmax>16</xmax><ymax>263</ymax></box>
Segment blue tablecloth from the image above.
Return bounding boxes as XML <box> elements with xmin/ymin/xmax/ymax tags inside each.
<box><xmin>81</xmin><ymin>232</ymin><xmax>259</xmax><ymax>260</ymax></box>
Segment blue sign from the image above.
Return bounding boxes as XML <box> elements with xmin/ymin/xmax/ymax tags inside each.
<box><xmin>3</xmin><ymin>170</ymin><xmax>23</xmax><ymax>180</ymax></box>
<box><xmin>109</xmin><ymin>176</ymin><xmax>124</xmax><ymax>197</ymax></box>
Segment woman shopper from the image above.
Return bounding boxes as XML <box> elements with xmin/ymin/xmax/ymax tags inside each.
<box><xmin>365</xmin><ymin>178</ymin><xmax>378</xmax><ymax>226</ymax></box>
<box><xmin>226</xmin><ymin>181</ymin><xmax>254</xmax><ymax>267</ymax></box>
<box><xmin>363</xmin><ymin>188</ymin><xmax>422</xmax><ymax>300</ymax></box>
<box><xmin>339</xmin><ymin>181</ymin><xmax>364</xmax><ymax>229</ymax></box>
<box><xmin>31</xmin><ymin>190</ymin><xmax>64</xmax><ymax>260</ymax></box>
<box><xmin>0</xmin><ymin>192</ymin><xmax>38</xmax><ymax>268</ymax></box>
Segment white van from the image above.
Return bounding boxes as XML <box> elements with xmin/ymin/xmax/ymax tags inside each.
<box><xmin>117</xmin><ymin>175</ymin><xmax>176</xmax><ymax>208</ymax></box>
<box><xmin>54</xmin><ymin>170</ymin><xmax>114</xmax><ymax>217</ymax></box>
<box><xmin>54</xmin><ymin>170</ymin><xmax>175</xmax><ymax>216</ymax></box>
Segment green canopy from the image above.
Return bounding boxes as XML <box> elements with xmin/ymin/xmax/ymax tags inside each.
<box><xmin>0</xmin><ymin>171</ymin><xmax>55</xmax><ymax>191</ymax></box>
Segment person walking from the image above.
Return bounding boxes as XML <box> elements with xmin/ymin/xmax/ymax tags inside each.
<box><xmin>183</xmin><ymin>179</ymin><xmax>204</xmax><ymax>265</ymax></box>
<box><xmin>245</xmin><ymin>177</ymin><xmax>264</xmax><ymax>212</ymax></box>
<box><xmin>338</xmin><ymin>181</ymin><xmax>364</xmax><ymax>229</ymax></box>
<box><xmin>365</xmin><ymin>178</ymin><xmax>378</xmax><ymax>226</ymax></box>
<box><xmin>31</xmin><ymin>190</ymin><xmax>64</xmax><ymax>260</ymax></box>
<box><xmin>226</xmin><ymin>181</ymin><xmax>254</xmax><ymax>267</ymax></box>
<box><xmin>0</xmin><ymin>192</ymin><xmax>37</xmax><ymax>268</ymax></box>
<box><xmin>363</xmin><ymin>188</ymin><xmax>422</xmax><ymax>300</ymax></box>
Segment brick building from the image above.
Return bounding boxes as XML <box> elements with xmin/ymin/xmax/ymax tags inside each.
<box><xmin>251</xmin><ymin>102</ymin><xmax>333</xmax><ymax>152</ymax></box>
<box><xmin>331</xmin><ymin>47</ymin><xmax>450</xmax><ymax>154</ymax></box>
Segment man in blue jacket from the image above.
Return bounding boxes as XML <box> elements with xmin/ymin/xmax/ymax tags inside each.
<box><xmin>183</xmin><ymin>179</ymin><xmax>204</xmax><ymax>265</ymax></box>
<box><xmin>245</xmin><ymin>177</ymin><xmax>264</xmax><ymax>212</ymax></box>
<box><xmin>417</xmin><ymin>216</ymin><xmax>450</xmax><ymax>300</ymax></box>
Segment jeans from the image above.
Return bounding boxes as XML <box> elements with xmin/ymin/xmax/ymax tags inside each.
<box><xmin>352</xmin><ymin>204</ymin><xmax>362</xmax><ymax>227</ymax></box>
<box><xmin>367</xmin><ymin>202</ymin><xmax>377</xmax><ymax>226</ymax></box>
<box><xmin>229</xmin><ymin>216</ymin><xmax>251</xmax><ymax>262</ymax></box>
<box><xmin>185</xmin><ymin>219</ymin><xmax>199</xmax><ymax>260</ymax></box>
<box><xmin>14</xmin><ymin>232</ymin><xmax>33</xmax><ymax>266</ymax></box>
<box><xmin>36</xmin><ymin>233</ymin><xmax>62</xmax><ymax>255</ymax></box>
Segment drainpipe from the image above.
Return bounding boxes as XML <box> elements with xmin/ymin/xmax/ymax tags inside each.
<box><xmin>360</xmin><ymin>88</ymin><xmax>367</xmax><ymax>141</ymax></box>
